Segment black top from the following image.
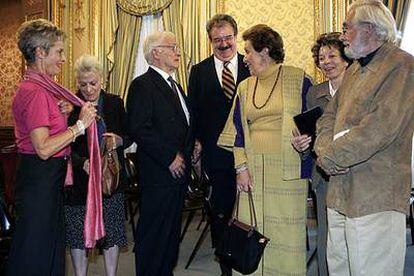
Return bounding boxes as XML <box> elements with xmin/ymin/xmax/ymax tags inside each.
<box><xmin>65</xmin><ymin>90</ymin><xmax>130</xmax><ymax>206</ymax></box>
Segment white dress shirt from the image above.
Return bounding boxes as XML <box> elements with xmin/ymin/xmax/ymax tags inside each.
<box><xmin>214</xmin><ymin>54</ymin><xmax>239</xmax><ymax>86</ymax></box>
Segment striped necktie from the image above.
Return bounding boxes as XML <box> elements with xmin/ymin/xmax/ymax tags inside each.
<box><xmin>222</xmin><ymin>61</ymin><xmax>236</xmax><ymax>100</ymax></box>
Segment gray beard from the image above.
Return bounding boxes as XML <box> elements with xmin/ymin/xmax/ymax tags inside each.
<box><xmin>345</xmin><ymin>46</ymin><xmax>360</xmax><ymax>59</ymax></box>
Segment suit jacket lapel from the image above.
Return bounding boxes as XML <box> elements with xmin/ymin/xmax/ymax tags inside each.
<box><xmin>206</xmin><ymin>56</ymin><xmax>223</xmax><ymax>94</ymax></box>
<box><xmin>236</xmin><ymin>53</ymin><xmax>249</xmax><ymax>85</ymax></box>
<box><xmin>315</xmin><ymin>82</ymin><xmax>331</xmax><ymax>101</ymax></box>
<box><xmin>148</xmin><ymin>68</ymin><xmax>188</xmax><ymax>126</ymax></box>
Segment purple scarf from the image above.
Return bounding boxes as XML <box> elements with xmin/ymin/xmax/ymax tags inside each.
<box><xmin>24</xmin><ymin>69</ymin><xmax>104</xmax><ymax>248</ymax></box>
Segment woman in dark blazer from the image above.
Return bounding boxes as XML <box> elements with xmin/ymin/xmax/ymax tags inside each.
<box><xmin>64</xmin><ymin>55</ymin><xmax>128</xmax><ymax>276</ymax></box>
<box><xmin>292</xmin><ymin>32</ymin><xmax>350</xmax><ymax>276</ymax></box>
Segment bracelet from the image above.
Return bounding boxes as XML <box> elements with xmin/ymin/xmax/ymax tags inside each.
<box><xmin>76</xmin><ymin>120</ymin><xmax>85</xmax><ymax>135</ymax></box>
<box><xmin>67</xmin><ymin>126</ymin><xmax>77</xmax><ymax>143</ymax></box>
<box><xmin>235</xmin><ymin>163</ymin><xmax>248</xmax><ymax>174</ymax></box>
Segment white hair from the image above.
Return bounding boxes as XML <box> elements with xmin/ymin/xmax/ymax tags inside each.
<box><xmin>349</xmin><ymin>0</ymin><xmax>397</xmax><ymax>43</ymax></box>
<box><xmin>74</xmin><ymin>54</ymin><xmax>103</xmax><ymax>79</ymax></box>
<box><xmin>143</xmin><ymin>31</ymin><xmax>176</xmax><ymax>65</ymax></box>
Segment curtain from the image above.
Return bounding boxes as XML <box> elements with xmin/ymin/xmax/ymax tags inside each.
<box><xmin>107</xmin><ymin>8</ymin><xmax>142</xmax><ymax>99</ymax></box>
<box><xmin>383</xmin><ymin>0</ymin><xmax>411</xmax><ymax>43</ymax></box>
<box><xmin>99</xmin><ymin>0</ymin><xmax>118</xmax><ymax>90</ymax></box>
<box><xmin>162</xmin><ymin>0</ymin><xmax>216</xmax><ymax>92</ymax></box>
<box><xmin>102</xmin><ymin>0</ymin><xmax>217</xmax><ymax>99</ymax></box>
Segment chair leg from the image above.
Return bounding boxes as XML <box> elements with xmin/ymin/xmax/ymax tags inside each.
<box><xmin>409</xmin><ymin>202</ymin><xmax>414</xmax><ymax>245</ymax></box>
<box><xmin>196</xmin><ymin>209</ymin><xmax>206</xmax><ymax>231</ymax></box>
<box><xmin>180</xmin><ymin>210</ymin><xmax>196</xmax><ymax>242</ymax></box>
<box><xmin>185</xmin><ymin>221</ymin><xmax>210</xmax><ymax>269</ymax></box>
<box><xmin>128</xmin><ymin>198</ymin><xmax>136</xmax><ymax>240</ymax></box>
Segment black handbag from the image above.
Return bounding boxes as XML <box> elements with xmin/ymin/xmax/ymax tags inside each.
<box><xmin>215</xmin><ymin>190</ymin><xmax>270</xmax><ymax>275</ymax></box>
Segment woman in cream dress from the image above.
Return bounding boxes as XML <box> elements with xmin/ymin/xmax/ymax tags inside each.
<box><xmin>219</xmin><ymin>24</ymin><xmax>312</xmax><ymax>275</ymax></box>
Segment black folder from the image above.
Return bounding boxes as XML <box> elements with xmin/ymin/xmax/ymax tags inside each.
<box><xmin>293</xmin><ymin>106</ymin><xmax>323</xmax><ymax>136</ymax></box>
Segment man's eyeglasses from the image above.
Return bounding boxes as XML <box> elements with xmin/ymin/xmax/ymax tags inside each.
<box><xmin>155</xmin><ymin>44</ymin><xmax>180</xmax><ymax>52</ymax></box>
<box><xmin>211</xmin><ymin>34</ymin><xmax>234</xmax><ymax>44</ymax></box>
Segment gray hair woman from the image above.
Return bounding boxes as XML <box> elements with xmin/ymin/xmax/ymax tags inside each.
<box><xmin>65</xmin><ymin>54</ymin><xmax>128</xmax><ymax>276</ymax></box>
<box><xmin>8</xmin><ymin>19</ymin><xmax>97</xmax><ymax>276</ymax></box>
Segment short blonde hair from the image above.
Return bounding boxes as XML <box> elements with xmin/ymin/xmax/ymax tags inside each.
<box><xmin>74</xmin><ymin>54</ymin><xmax>103</xmax><ymax>79</ymax></box>
<box><xmin>17</xmin><ymin>19</ymin><xmax>65</xmax><ymax>64</ymax></box>
<box><xmin>143</xmin><ymin>31</ymin><xmax>176</xmax><ymax>65</ymax></box>
<box><xmin>349</xmin><ymin>0</ymin><xmax>397</xmax><ymax>43</ymax></box>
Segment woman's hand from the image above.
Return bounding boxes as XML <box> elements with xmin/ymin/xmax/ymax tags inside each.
<box><xmin>103</xmin><ymin>133</ymin><xmax>123</xmax><ymax>149</ymax></box>
<box><xmin>291</xmin><ymin>127</ymin><xmax>312</xmax><ymax>152</ymax></box>
<box><xmin>78</xmin><ymin>102</ymin><xmax>97</xmax><ymax>128</ymax></box>
<box><xmin>57</xmin><ymin>100</ymin><xmax>73</xmax><ymax>116</ymax></box>
<box><xmin>83</xmin><ymin>159</ymin><xmax>90</xmax><ymax>174</ymax></box>
<box><xmin>236</xmin><ymin>169</ymin><xmax>253</xmax><ymax>192</ymax></box>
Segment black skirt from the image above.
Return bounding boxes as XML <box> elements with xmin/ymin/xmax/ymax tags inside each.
<box><xmin>7</xmin><ymin>154</ymin><xmax>66</xmax><ymax>276</ymax></box>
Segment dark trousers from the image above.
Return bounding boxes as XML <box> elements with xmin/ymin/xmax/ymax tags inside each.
<box><xmin>209</xmin><ymin>169</ymin><xmax>237</xmax><ymax>248</ymax></box>
<box><xmin>134</xmin><ymin>182</ymin><xmax>186</xmax><ymax>276</ymax></box>
<box><xmin>7</xmin><ymin>155</ymin><xmax>66</xmax><ymax>276</ymax></box>
<box><xmin>314</xmin><ymin>182</ymin><xmax>328</xmax><ymax>276</ymax></box>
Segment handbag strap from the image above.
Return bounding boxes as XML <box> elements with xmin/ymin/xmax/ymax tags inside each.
<box><xmin>231</xmin><ymin>189</ymin><xmax>258</xmax><ymax>228</ymax></box>
<box><xmin>247</xmin><ymin>190</ymin><xmax>258</xmax><ymax>228</ymax></box>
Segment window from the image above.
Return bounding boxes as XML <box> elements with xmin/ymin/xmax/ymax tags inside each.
<box><xmin>133</xmin><ymin>13</ymin><xmax>164</xmax><ymax>78</ymax></box>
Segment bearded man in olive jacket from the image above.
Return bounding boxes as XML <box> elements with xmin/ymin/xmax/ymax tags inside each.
<box><xmin>314</xmin><ymin>1</ymin><xmax>414</xmax><ymax>275</ymax></box>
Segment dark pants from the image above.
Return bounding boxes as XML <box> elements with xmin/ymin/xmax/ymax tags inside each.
<box><xmin>134</xmin><ymin>182</ymin><xmax>186</xmax><ymax>276</ymax></box>
<box><xmin>7</xmin><ymin>154</ymin><xmax>66</xmax><ymax>276</ymax></box>
<box><xmin>209</xmin><ymin>169</ymin><xmax>237</xmax><ymax>249</ymax></box>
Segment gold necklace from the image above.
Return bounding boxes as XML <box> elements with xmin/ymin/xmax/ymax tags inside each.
<box><xmin>252</xmin><ymin>66</ymin><xmax>282</xmax><ymax>109</ymax></box>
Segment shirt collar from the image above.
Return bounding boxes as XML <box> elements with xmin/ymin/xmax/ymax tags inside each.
<box><xmin>150</xmin><ymin>65</ymin><xmax>176</xmax><ymax>82</ymax></box>
<box><xmin>357</xmin><ymin>46</ymin><xmax>380</xmax><ymax>67</ymax></box>
<box><xmin>328</xmin><ymin>81</ymin><xmax>337</xmax><ymax>97</ymax></box>
<box><xmin>213</xmin><ymin>53</ymin><xmax>238</xmax><ymax>69</ymax></box>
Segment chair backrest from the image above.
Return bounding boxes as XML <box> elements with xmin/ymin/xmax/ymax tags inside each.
<box><xmin>0</xmin><ymin>199</ymin><xmax>12</xmax><ymax>234</ymax></box>
<box><xmin>124</xmin><ymin>153</ymin><xmax>138</xmax><ymax>190</ymax></box>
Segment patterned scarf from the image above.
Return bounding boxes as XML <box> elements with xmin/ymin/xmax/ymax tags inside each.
<box><xmin>24</xmin><ymin>69</ymin><xmax>104</xmax><ymax>248</ymax></box>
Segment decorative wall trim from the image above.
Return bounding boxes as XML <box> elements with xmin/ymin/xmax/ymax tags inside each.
<box><xmin>217</xmin><ymin>0</ymin><xmax>225</xmax><ymax>13</ymax></box>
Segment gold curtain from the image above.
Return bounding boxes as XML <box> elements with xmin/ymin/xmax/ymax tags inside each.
<box><xmin>107</xmin><ymin>9</ymin><xmax>142</xmax><ymax>99</ymax></box>
<box><xmin>346</xmin><ymin>0</ymin><xmax>410</xmax><ymax>38</ymax></box>
<box><xmin>162</xmin><ymin>0</ymin><xmax>216</xmax><ymax>92</ymax></box>
<box><xmin>98</xmin><ymin>0</ymin><xmax>118</xmax><ymax>90</ymax></box>
<box><xmin>383</xmin><ymin>0</ymin><xmax>411</xmax><ymax>44</ymax></box>
<box><xmin>103</xmin><ymin>0</ymin><xmax>217</xmax><ymax>99</ymax></box>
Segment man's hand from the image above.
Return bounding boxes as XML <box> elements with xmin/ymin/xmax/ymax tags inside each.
<box><xmin>169</xmin><ymin>153</ymin><xmax>186</xmax><ymax>179</ymax></box>
<box><xmin>291</xmin><ymin>127</ymin><xmax>312</xmax><ymax>152</ymax></box>
<box><xmin>316</xmin><ymin>157</ymin><xmax>349</xmax><ymax>175</ymax></box>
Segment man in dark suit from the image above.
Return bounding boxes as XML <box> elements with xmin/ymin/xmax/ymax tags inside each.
<box><xmin>126</xmin><ymin>31</ymin><xmax>194</xmax><ymax>276</ymax></box>
<box><xmin>188</xmin><ymin>14</ymin><xmax>250</xmax><ymax>276</ymax></box>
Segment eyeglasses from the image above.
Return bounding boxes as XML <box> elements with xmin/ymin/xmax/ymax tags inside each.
<box><xmin>155</xmin><ymin>44</ymin><xmax>180</xmax><ymax>52</ymax></box>
<box><xmin>211</xmin><ymin>34</ymin><xmax>234</xmax><ymax>44</ymax></box>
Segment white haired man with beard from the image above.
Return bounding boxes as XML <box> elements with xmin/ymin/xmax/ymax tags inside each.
<box><xmin>314</xmin><ymin>0</ymin><xmax>414</xmax><ymax>275</ymax></box>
